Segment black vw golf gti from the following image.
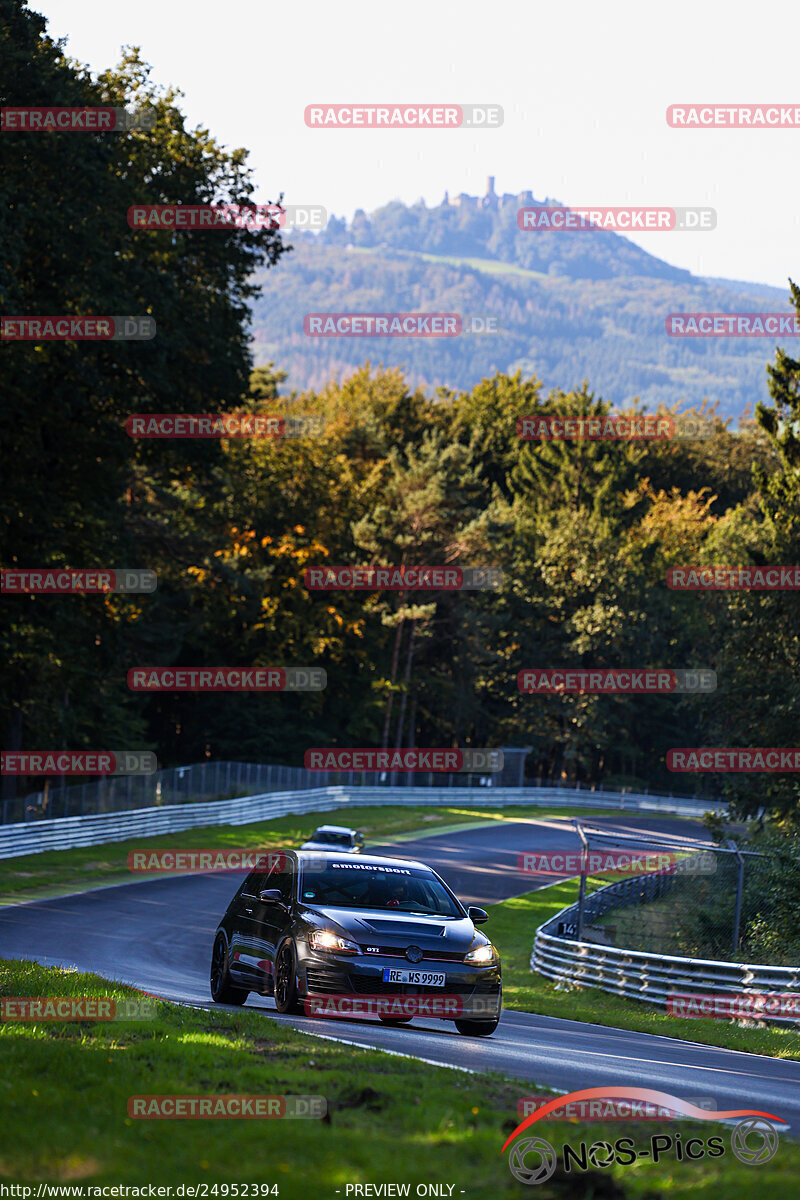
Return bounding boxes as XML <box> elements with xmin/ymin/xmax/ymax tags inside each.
<box><xmin>210</xmin><ymin>851</ymin><xmax>502</xmax><ymax>1035</ymax></box>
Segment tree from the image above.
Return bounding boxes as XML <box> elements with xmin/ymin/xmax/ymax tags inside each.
<box><xmin>704</xmin><ymin>282</ymin><xmax>800</xmax><ymax>824</ymax></box>
<box><xmin>0</xmin><ymin>6</ymin><xmax>287</xmax><ymax>795</ymax></box>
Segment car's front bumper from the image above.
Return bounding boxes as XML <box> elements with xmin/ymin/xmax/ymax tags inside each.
<box><xmin>296</xmin><ymin>946</ymin><xmax>502</xmax><ymax>1020</ymax></box>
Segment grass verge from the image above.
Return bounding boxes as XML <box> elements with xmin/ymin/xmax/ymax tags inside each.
<box><xmin>1</xmin><ymin>958</ymin><xmax>798</xmax><ymax>1197</ymax></box>
<box><xmin>491</xmin><ymin>881</ymin><xmax>800</xmax><ymax>1061</ymax></box>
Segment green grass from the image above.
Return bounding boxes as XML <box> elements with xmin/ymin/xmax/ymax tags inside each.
<box><xmin>348</xmin><ymin>243</ymin><xmax>553</xmax><ymax>280</ymax></box>
<box><xmin>1</xmin><ymin>959</ymin><xmax>798</xmax><ymax>1196</ymax></box>
<box><xmin>410</xmin><ymin>250</ymin><xmax>552</xmax><ymax>280</ymax></box>
<box><xmin>0</xmin><ymin>802</ymin><xmax>648</xmax><ymax>906</ymax></box>
<box><xmin>491</xmin><ymin>880</ymin><xmax>800</xmax><ymax>1061</ymax></box>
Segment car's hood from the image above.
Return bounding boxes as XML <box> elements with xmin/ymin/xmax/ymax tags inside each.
<box><xmin>302</xmin><ymin>905</ymin><xmax>480</xmax><ymax>952</ymax></box>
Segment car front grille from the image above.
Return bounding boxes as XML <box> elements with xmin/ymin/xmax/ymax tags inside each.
<box><xmin>360</xmin><ymin>947</ymin><xmax>466</xmax><ymax>961</ymax></box>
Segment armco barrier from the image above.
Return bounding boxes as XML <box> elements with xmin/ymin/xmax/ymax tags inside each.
<box><xmin>531</xmin><ymin>877</ymin><xmax>800</xmax><ymax>1025</ymax></box>
<box><xmin>0</xmin><ymin>785</ymin><xmax>721</xmax><ymax>860</ymax></box>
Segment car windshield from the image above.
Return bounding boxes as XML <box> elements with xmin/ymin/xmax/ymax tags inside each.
<box><xmin>299</xmin><ymin>861</ymin><xmax>463</xmax><ymax>917</ymax></box>
<box><xmin>311</xmin><ymin>831</ymin><xmax>353</xmax><ymax>847</ymax></box>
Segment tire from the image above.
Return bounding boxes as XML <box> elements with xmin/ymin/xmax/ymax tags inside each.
<box><xmin>379</xmin><ymin>1016</ymin><xmax>412</xmax><ymax>1024</ymax></box>
<box><xmin>274</xmin><ymin>940</ymin><xmax>304</xmax><ymax>1014</ymax></box>
<box><xmin>454</xmin><ymin>1016</ymin><xmax>499</xmax><ymax>1037</ymax></box>
<box><xmin>210</xmin><ymin>934</ymin><xmax>249</xmax><ymax>1005</ymax></box>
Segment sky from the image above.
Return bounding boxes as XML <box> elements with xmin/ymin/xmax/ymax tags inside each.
<box><xmin>31</xmin><ymin>0</ymin><xmax>800</xmax><ymax>289</ymax></box>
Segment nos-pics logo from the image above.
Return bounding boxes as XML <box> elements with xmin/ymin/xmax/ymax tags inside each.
<box><xmin>501</xmin><ymin>1087</ymin><xmax>782</xmax><ymax>1184</ymax></box>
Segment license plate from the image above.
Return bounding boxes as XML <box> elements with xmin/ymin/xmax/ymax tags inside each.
<box><xmin>382</xmin><ymin>968</ymin><xmax>446</xmax><ymax>986</ymax></box>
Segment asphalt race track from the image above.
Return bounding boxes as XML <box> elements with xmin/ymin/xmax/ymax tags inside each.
<box><xmin>2</xmin><ymin>815</ymin><xmax>799</xmax><ymax>1134</ymax></box>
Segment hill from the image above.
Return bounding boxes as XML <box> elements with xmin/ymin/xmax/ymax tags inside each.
<box><xmin>250</xmin><ymin>184</ymin><xmax>791</xmax><ymax>415</ymax></box>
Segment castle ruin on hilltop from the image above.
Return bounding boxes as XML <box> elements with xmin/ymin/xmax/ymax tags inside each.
<box><xmin>441</xmin><ymin>176</ymin><xmax>540</xmax><ymax>211</ymax></box>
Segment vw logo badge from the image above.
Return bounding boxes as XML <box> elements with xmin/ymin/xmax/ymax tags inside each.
<box><xmin>731</xmin><ymin>1118</ymin><xmax>779</xmax><ymax>1166</ymax></box>
<box><xmin>508</xmin><ymin>1136</ymin><xmax>557</xmax><ymax>1185</ymax></box>
<box><xmin>406</xmin><ymin>945</ymin><xmax>423</xmax><ymax>963</ymax></box>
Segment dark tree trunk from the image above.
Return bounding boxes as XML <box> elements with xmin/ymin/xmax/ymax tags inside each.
<box><xmin>1</xmin><ymin>708</ymin><xmax>23</xmax><ymax>802</ymax></box>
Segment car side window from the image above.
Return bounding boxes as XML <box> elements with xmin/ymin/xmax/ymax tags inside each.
<box><xmin>267</xmin><ymin>858</ymin><xmax>294</xmax><ymax>905</ymax></box>
<box><xmin>241</xmin><ymin>871</ymin><xmax>265</xmax><ymax>899</ymax></box>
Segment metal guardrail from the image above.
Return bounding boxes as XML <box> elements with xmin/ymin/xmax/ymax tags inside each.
<box><xmin>531</xmin><ymin>876</ymin><xmax>800</xmax><ymax>1025</ymax></box>
<box><xmin>3</xmin><ymin>761</ymin><xmax>339</xmax><ymax>824</ymax></box>
<box><xmin>3</xmin><ymin>756</ymin><xmax>722</xmax><ymax>825</ymax></box>
<box><xmin>0</xmin><ymin>784</ymin><xmax>722</xmax><ymax>860</ymax></box>
<box><xmin>0</xmin><ymin>787</ymin><xmax>348</xmax><ymax>860</ymax></box>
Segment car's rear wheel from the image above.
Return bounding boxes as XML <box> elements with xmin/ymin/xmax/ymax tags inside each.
<box><xmin>210</xmin><ymin>934</ymin><xmax>249</xmax><ymax>1005</ymax></box>
<box><xmin>274</xmin><ymin>940</ymin><xmax>304</xmax><ymax>1014</ymax></box>
<box><xmin>454</xmin><ymin>1016</ymin><xmax>499</xmax><ymax>1036</ymax></box>
<box><xmin>379</xmin><ymin>1015</ymin><xmax>412</xmax><ymax>1024</ymax></box>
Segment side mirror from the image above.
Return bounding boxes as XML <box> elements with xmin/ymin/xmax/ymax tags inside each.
<box><xmin>259</xmin><ymin>889</ymin><xmax>284</xmax><ymax>905</ymax></box>
<box><xmin>468</xmin><ymin>906</ymin><xmax>488</xmax><ymax>925</ymax></box>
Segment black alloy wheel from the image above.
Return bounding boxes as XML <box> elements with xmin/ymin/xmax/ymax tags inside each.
<box><xmin>210</xmin><ymin>934</ymin><xmax>249</xmax><ymax>1005</ymax></box>
<box><xmin>274</xmin><ymin>940</ymin><xmax>304</xmax><ymax>1014</ymax></box>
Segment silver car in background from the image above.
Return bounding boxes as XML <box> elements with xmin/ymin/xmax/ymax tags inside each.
<box><xmin>299</xmin><ymin>825</ymin><xmax>365</xmax><ymax>853</ymax></box>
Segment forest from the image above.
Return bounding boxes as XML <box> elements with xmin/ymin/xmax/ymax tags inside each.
<box><xmin>2</xmin><ymin>3</ymin><xmax>798</xmax><ymax>828</ymax></box>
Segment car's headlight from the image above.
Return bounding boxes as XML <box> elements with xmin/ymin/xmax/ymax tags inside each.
<box><xmin>308</xmin><ymin>929</ymin><xmax>360</xmax><ymax>954</ymax></box>
<box><xmin>464</xmin><ymin>943</ymin><xmax>496</xmax><ymax>964</ymax></box>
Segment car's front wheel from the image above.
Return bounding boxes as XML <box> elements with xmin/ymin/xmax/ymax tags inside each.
<box><xmin>210</xmin><ymin>934</ymin><xmax>249</xmax><ymax>1005</ymax></box>
<box><xmin>454</xmin><ymin>1016</ymin><xmax>499</xmax><ymax>1037</ymax></box>
<box><xmin>274</xmin><ymin>940</ymin><xmax>304</xmax><ymax>1014</ymax></box>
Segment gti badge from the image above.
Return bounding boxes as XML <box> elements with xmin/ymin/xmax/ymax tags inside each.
<box><xmin>406</xmin><ymin>945</ymin><xmax>424</xmax><ymax>963</ymax></box>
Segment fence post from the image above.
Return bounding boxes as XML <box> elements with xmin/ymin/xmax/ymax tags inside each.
<box><xmin>574</xmin><ymin>819</ymin><xmax>588</xmax><ymax>940</ymax></box>
<box><xmin>728</xmin><ymin>839</ymin><xmax>745</xmax><ymax>957</ymax></box>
